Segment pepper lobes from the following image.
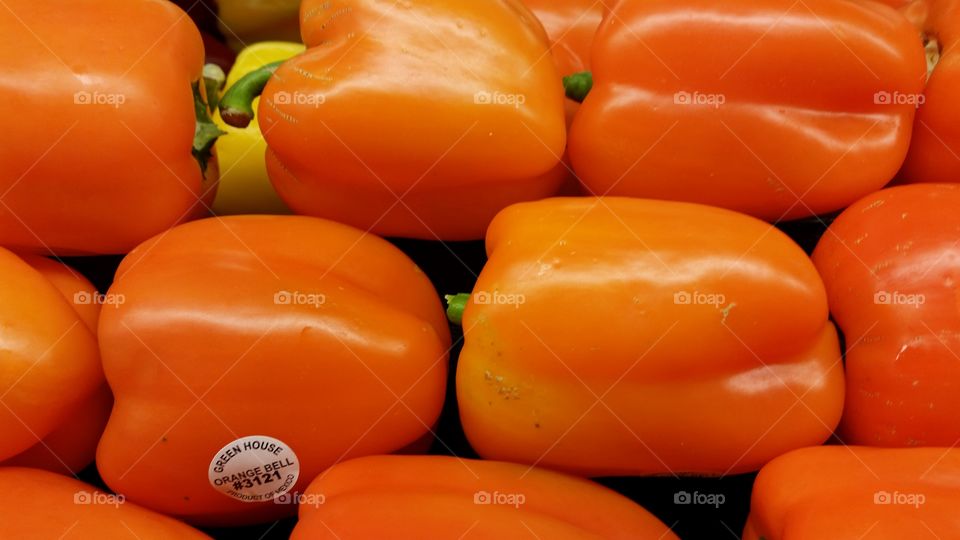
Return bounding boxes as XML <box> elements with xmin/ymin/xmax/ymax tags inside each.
<box><xmin>569</xmin><ymin>0</ymin><xmax>925</xmax><ymax>221</ymax></box>
<box><xmin>0</xmin><ymin>249</ymin><xmax>103</xmax><ymax>466</ymax></box>
<box><xmin>251</xmin><ymin>0</ymin><xmax>566</xmax><ymax>240</ymax></box>
<box><xmin>744</xmin><ymin>446</ymin><xmax>960</xmax><ymax>539</ymax></box>
<box><xmin>456</xmin><ymin>198</ymin><xmax>843</xmax><ymax>475</ymax></box>
<box><xmin>1</xmin><ymin>254</ymin><xmax>111</xmax><ymax>475</ymax></box>
<box><xmin>0</xmin><ymin>0</ymin><xmax>214</xmax><ymax>255</ymax></box>
<box><xmin>96</xmin><ymin>215</ymin><xmax>450</xmax><ymax>525</ymax></box>
<box><xmin>292</xmin><ymin>455</ymin><xmax>679</xmax><ymax>539</ymax></box>
<box><xmin>812</xmin><ymin>184</ymin><xmax>960</xmax><ymax>446</ymax></box>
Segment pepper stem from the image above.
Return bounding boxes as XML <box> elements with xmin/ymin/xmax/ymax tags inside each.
<box><xmin>444</xmin><ymin>293</ymin><xmax>471</xmax><ymax>326</ymax></box>
<box><xmin>219</xmin><ymin>60</ymin><xmax>285</xmax><ymax>128</ymax></box>
<box><xmin>192</xmin><ymin>63</ymin><xmax>227</xmax><ymax>174</ymax></box>
<box><xmin>563</xmin><ymin>71</ymin><xmax>593</xmax><ymax>103</ymax></box>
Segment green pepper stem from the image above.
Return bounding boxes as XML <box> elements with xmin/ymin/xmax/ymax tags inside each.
<box><xmin>563</xmin><ymin>71</ymin><xmax>593</xmax><ymax>103</ymax></box>
<box><xmin>192</xmin><ymin>63</ymin><xmax>227</xmax><ymax>174</ymax></box>
<box><xmin>444</xmin><ymin>293</ymin><xmax>471</xmax><ymax>326</ymax></box>
<box><xmin>219</xmin><ymin>60</ymin><xmax>285</xmax><ymax>128</ymax></box>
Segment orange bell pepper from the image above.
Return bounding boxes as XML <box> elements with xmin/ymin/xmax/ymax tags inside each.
<box><xmin>450</xmin><ymin>197</ymin><xmax>843</xmax><ymax>476</ymax></box>
<box><xmin>0</xmin><ymin>468</ymin><xmax>209</xmax><ymax>539</ymax></box>
<box><xmin>1</xmin><ymin>254</ymin><xmax>111</xmax><ymax>475</ymax></box>
<box><xmin>567</xmin><ymin>0</ymin><xmax>926</xmax><ymax>220</ymax></box>
<box><xmin>97</xmin><ymin>215</ymin><xmax>450</xmax><ymax>526</ymax></box>
<box><xmin>219</xmin><ymin>0</ymin><xmax>567</xmax><ymax>240</ymax></box>
<box><xmin>899</xmin><ymin>0</ymin><xmax>960</xmax><ymax>184</ymax></box>
<box><xmin>0</xmin><ymin>0</ymin><xmax>220</xmax><ymax>255</ymax></box>
<box><xmin>744</xmin><ymin>446</ymin><xmax>960</xmax><ymax>539</ymax></box>
<box><xmin>812</xmin><ymin>184</ymin><xmax>960</xmax><ymax>446</ymax></box>
<box><xmin>0</xmin><ymin>249</ymin><xmax>103</xmax><ymax>467</ymax></box>
<box><xmin>291</xmin><ymin>455</ymin><xmax>679</xmax><ymax>539</ymax></box>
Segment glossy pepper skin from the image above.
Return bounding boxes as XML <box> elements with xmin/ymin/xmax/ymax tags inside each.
<box><xmin>0</xmin><ymin>249</ymin><xmax>103</xmax><ymax>465</ymax></box>
<box><xmin>254</xmin><ymin>0</ymin><xmax>566</xmax><ymax>240</ymax></box>
<box><xmin>0</xmin><ymin>468</ymin><xmax>209</xmax><ymax>539</ymax></box>
<box><xmin>456</xmin><ymin>197</ymin><xmax>843</xmax><ymax>476</ymax></box>
<box><xmin>569</xmin><ymin>0</ymin><xmax>925</xmax><ymax>220</ymax></box>
<box><xmin>899</xmin><ymin>0</ymin><xmax>960</xmax><ymax>184</ymax></box>
<box><xmin>0</xmin><ymin>0</ymin><xmax>214</xmax><ymax>255</ymax></box>
<box><xmin>812</xmin><ymin>184</ymin><xmax>960</xmax><ymax>446</ymax></box>
<box><xmin>1</xmin><ymin>254</ymin><xmax>111</xmax><ymax>475</ymax></box>
<box><xmin>97</xmin><ymin>215</ymin><xmax>450</xmax><ymax>526</ymax></box>
<box><xmin>213</xmin><ymin>42</ymin><xmax>304</xmax><ymax>215</ymax></box>
<box><xmin>744</xmin><ymin>446</ymin><xmax>960</xmax><ymax>539</ymax></box>
<box><xmin>291</xmin><ymin>455</ymin><xmax>679</xmax><ymax>539</ymax></box>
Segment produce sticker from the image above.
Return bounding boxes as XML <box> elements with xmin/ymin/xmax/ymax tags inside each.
<box><xmin>208</xmin><ymin>435</ymin><xmax>300</xmax><ymax>502</ymax></box>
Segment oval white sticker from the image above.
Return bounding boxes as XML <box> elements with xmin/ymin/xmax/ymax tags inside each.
<box><xmin>208</xmin><ymin>435</ymin><xmax>300</xmax><ymax>503</ymax></box>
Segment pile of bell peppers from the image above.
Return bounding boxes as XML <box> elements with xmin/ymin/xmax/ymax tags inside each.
<box><xmin>3</xmin><ymin>0</ymin><xmax>960</xmax><ymax>539</ymax></box>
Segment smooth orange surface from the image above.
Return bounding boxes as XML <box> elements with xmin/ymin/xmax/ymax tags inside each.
<box><xmin>1</xmin><ymin>254</ymin><xmax>111</xmax><ymax>475</ymax></box>
<box><xmin>0</xmin><ymin>250</ymin><xmax>102</xmax><ymax>464</ymax></box>
<box><xmin>813</xmin><ymin>184</ymin><xmax>960</xmax><ymax>446</ymax></box>
<box><xmin>569</xmin><ymin>0</ymin><xmax>926</xmax><ymax>220</ymax></box>
<box><xmin>97</xmin><ymin>215</ymin><xmax>450</xmax><ymax>525</ymax></box>
<box><xmin>900</xmin><ymin>0</ymin><xmax>960</xmax><ymax>183</ymax></box>
<box><xmin>0</xmin><ymin>467</ymin><xmax>209</xmax><ymax>539</ymax></box>
<box><xmin>457</xmin><ymin>197</ymin><xmax>844</xmax><ymax>476</ymax></box>
<box><xmin>292</xmin><ymin>455</ymin><xmax>679</xmax><ymax>539</ymax></box>
<box><xmin>0</xmin><ymin>0</ymin><xmax>209</xmax><ymax>255</ymax></box>
<box><xmin>744</xmin><ymin>446</ymin><xmax>960</xmax><ymax>539</ymax></box>
<box><xmin>259</xmin><ymin>0</ymin><xmax>566</xmax><ymax>240</ymax></box>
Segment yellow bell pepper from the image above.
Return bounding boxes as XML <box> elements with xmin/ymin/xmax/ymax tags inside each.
<box><xmin>216</xmin><ymin>0</ymin><xmax>301</xmax><ymax>51</ymax></box>
<box><xmin>212</xmin><ymin>41</ymin><xmax>304</xmax><ymax>215</ymax></box>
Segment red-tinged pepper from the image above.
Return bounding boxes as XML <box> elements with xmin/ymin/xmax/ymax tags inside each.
<box><xmin>812</xmin><ymin>183</ymin><xmax>960</xmax><ymax>446</ymax></box>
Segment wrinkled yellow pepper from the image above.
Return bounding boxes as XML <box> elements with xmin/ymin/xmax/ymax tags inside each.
<box><xmin>216</xmin><ymin>0</ymin><xmax>301</xmax><ymax>51</ymax></box>
<box><xmin>212</xmin><ymin>41</ymin><xmax>304</xmax><ymax>215</ymax></box>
